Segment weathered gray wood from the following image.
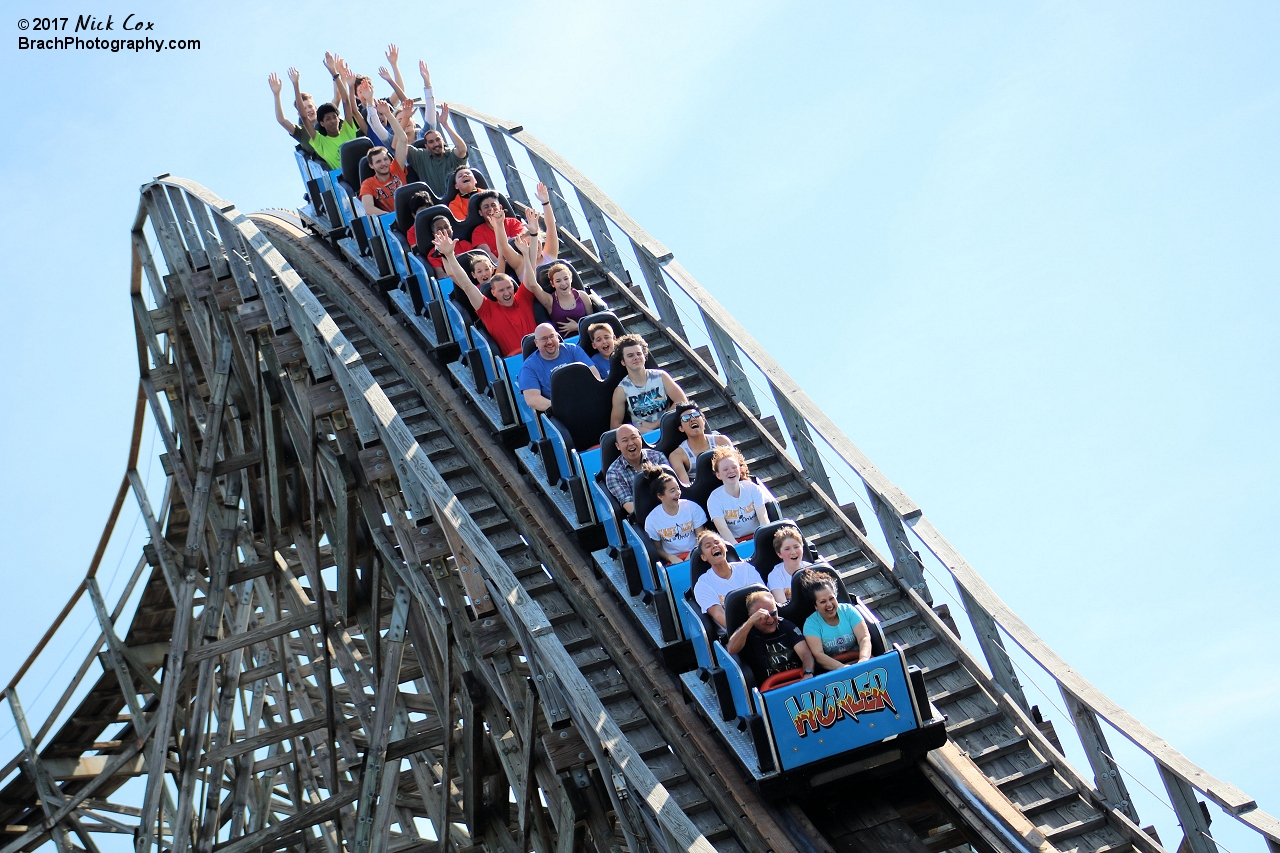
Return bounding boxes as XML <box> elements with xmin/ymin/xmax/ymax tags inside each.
<box><xmin>132</xmin><ymin>232</ymin><xmax>170</xmax><ymax>309</ymax></box>
<box><xmin>1160</xmin><ymin>765</ymin><xmax>1218</xmax><ymax>853</ymax></box>
<box><xmin>449</xmin><ymin>114</ymin><xmax>491</xmax><ymax>187</ymax></box>
<box><xmin>1062</xmin><ymin>687</ymin><xmax>1139</xmax><ymax>822</ymax></box>
<box><xmin>526</xmin><ymin>150</ymin><xmax>581</xmax><ymax>240</ymax></box>
<box><xmin>867</xmin><ymin>490</ymin><xmax>933</xmax><ymax>605</ymax></box>
<box><xmin>484</xmin><ymin>125</ymin><xmax>531</xmax><ymax>208</ymax></box>
<box><xmin>574</xmin><ymin>189</ymin><xmax>626</xmax><ymax>281</ymax></box>
<box><xmin>186</xmin><ymin>196</ymin><xmax>231</xmax><ymax>281</ymax></box>
<box><xmin>142</xmin><ymin>186</ymin><xmax>192</xmax><ymax>278</ymax></box>
<box><xmin>954</xmin><ymin>583</ymin><xmax>1031</xmax><ymax>714</ymax></box>
<box><xmin>352</xmin><ymin>587</ymin><xmax>411</xmax><ymax>853</ymax></box>
<box><xmin>907</xmin><ymin>515</ymin><xmax>1263</xmax><ymax>820</ymax></box>
<box><xmin>164</xmin><ymin>185</ymin><xmax>210</xmax><ymax>270</ymax></box>
<box><xmin>700</xmin><ymin>309</ymin><xmax>759</xmax><ymax>416</ymax></box>
<box><xmin>631</xmin><ymin>238</ymin><xmax>687</xmax><ymax>341</ymax></box>
<box><xmin>770</xmin><ymin>381</ymin><xmax>836</xmax><ymax>499</ymax></box>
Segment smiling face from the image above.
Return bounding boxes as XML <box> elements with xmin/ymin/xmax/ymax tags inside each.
<box><xmin>698</xmin><ymin>533</ymin><xmax>728</xmax><ymax>564</ymax></box>
<box><xmin>678</xmin><ymin>408</ymin><xmax>705</xmax><ymax>437</ymax></box>
<box><xmin>469</xmin><ymin>254</ymin><xmax>495</xmax><ymax>284</ymax></box>
<box><xmin>454</xmin><ymin>169</ymin><xmax>477</xmax><ymax>193</ymax></box>
<box><xmin>490</xmin><ymin>275</ymin><xmax>516</xmax><ymax>306</ymax></box>
<box><xmin>317</xmin><ymin>106</ymin><xmax>340</xmax><ymax>135</ymax></box>
<box><xmin>479</xmin><ymin>198</ymin><xmax>503</xmax><ymax>219</ymax></box>
<box><xmin>367</xmin><ymin>147</ymin><xmax>391</xmax><ymax>177</ymax></box>
<box><xmin>424</xmin><ymin>128</ymin><xmax>445</xmax><ymax>154</ymax></box>
<box><xmin>299</xmin><ymin>93</ymin><xmax>317</xmax><ymax>124</ymax></box>
<box><xmin>621</xmin><ymin>342</ymin><xmax>646</xmax><ymax>371</ymax></box>
<box><xmin>534</xmin><ymin>325</ymin><xmax>560</xmax><ymax>359</ymax></box>
<box><xmin>614</xmin><ymin>425</ymin><xmax>642</xmax><ymax>461</ymax></box>
<box><xmin>659</xmin><ymin>479</ymin><xmax>682</xmax><ymax>505</ymax></box>
<box><xmin>777</xmin><ymin>535</ymin><xmax>804</xmax><ymax>566</ymax></box>
<box><xmin>551</xmin><ymin>269</ymin><xmax>573</xmax><ymax>294</ymax></box>
<box><xmin>591</xmin><ymin>327</ymin><xmax>615</xmax><ymax>357</ymax></box>
<box><xmin>431</xmin><ymin>217</ymin><xmax>451</xmax><ymax>238</ymax></box>
<box><xmin>814</xmin><ymin>586</ymin><xmax>839</xmax><ymax>619</ymax></box>
<box><xmin>715</xmin><ymin>454</ymin><xmax>742</xmax><ymax>485</ymax></box>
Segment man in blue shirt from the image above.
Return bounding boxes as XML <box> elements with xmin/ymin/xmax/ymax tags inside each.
<box><xmin>517</xmin><ymin>323</ymin><xmax>600</xmax><ymax>414</ymax></box>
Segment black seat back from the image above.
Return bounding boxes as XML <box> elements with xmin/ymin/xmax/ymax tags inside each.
<box><xmin>777</xmin><ymin>565</ymin><xmax>851</xmax><ymax>627</ymax></box>
<box><xmin>549</xmin><ymin>364</ymin><xmax>613</xmax><ymax>451</ymax></box>
<box><xmin>536</xmin><ymin>259</ymin><xmax>586</xmax><ymax>294</ymax></box>
<box><xmin>394</xmin><ymin>182</ymin><xmax>435</xmax><ymax>234</ymax></box>
<box><xmin>412</xmin><ymin>206</ymin><xmax>460</xmax><ymax>258</ymax></box>
<box><xmin>358</xmin><ymin>155</ymin><xmax>375</xmax><ymax>184</ymax></box>
<box><xmin>748</xmin><ymin>519</ymin><xmax>821</xmax><ymax>580</ymax></box>
<box><xmin>598</xmin><ymin>428</ymin><xmax>621</xmax><ymax>474</ymax></box>
<box><xmin>521</xmin><ymin>333</ymin><xmax>538</xmax><ymax>359</ymax></box>
<box><xmin>631</xmin><ymin>465</ymin><xmax>680</xmax><ymax>537</ymax></box>
<box><xmin>681</xmin><ymin>451</ymin><xmax>719</xmax><ymax>513</ymax></box>
<box><xmin>339</xmin><ymin>137</ymin><xmax>374</xmax><ymax>194</ymax></box>
<box><xmin>440</xmin><ymin>165</ymin><xmax>491</xmax><ymax>207</ymax></box>
<box><xmin>654</xmin><ymin>411</ymin><xmax>686</xmax><ymax>458</ymax></box>
<box><xmin>455</xmin><ymin>190</ymin><xmax>519</xmax><ymax>243</ymax></box>
<box><xmin>723</xmin><ymin>583</ymin><xmax>771</xmax><ymax>638</ymax></box>
<box><xmin>688</xmin><ymin>542</ymin><xmax>745</xmax><ymax>595</ymax></box>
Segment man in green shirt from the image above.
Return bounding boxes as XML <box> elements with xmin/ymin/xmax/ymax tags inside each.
<box><xmin>404</xmin><ymin>59</ymin><xmax>469</xmax><ymax>196</ymax></box>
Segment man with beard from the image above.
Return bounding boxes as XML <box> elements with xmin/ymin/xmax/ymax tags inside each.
<box><xmin>358</xmin><ymin>99</ymin><xmax>409</xmax><ymax>216</ymax></box>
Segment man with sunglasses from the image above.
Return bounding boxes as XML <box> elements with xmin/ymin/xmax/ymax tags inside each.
<box><xmin>669</xmin><ymin>402</ymin><xmax>732</xmax><ymax>484</ymax></box>
<box><xmin>727</xmin><ymin>590</ymin><xmax>815</xmax><ymax>684</ymax></box>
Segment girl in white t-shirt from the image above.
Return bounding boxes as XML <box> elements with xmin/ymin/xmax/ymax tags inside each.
<box><xmin>706</xmin><ymin>446</ymin><xmax>772</xmax><ymax>543</ymax></box>
<box><xmin>642</xmin><ymin>468</ymin><xmax>707</xmax><ymax>563</ymax></box>
<box><xmin>767</xmin><ymin>524</ymin><xmax>814</xmax><ymax>603</ymax></box>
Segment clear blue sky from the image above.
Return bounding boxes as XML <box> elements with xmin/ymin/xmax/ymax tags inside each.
<box><xmin>1</xmin><ymin>2</ymin><xmax>1275</xmax><ymax>850</ymax></box>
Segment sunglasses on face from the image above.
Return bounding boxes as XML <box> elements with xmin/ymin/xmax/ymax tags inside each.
<box><xmin>679</xmin><ymin>410</ymin><xmax>702</xmax><ymax>423</ymax></box>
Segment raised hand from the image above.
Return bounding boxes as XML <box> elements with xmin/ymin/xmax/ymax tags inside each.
<box><xmin>287</xmin><ymin>66</ymin><xmax>300</xmax><ymax>85</ymax></box>
<box><xmin>523</xmin><ymin>207</ymin><xmax>540</xmax><ymax>233</ymax></box>
<box><xmin>432</xmin><ymin>231</ymin><xmax>456</xmax><ymax>256</ymax></box>
<box><xmin>419</xmin><ymin>59</ymin><xmax>431</xmax><ymax>85</ymax></box>
<box><xmin>322</xmin><ymin>52</ymin><xmax>335</xmax><ymax>73</ymax></box>
<box><xmin>268</xmin><ymin>72</ymin><xmax>283</xmax><ymax>95</ymax></box>
<box><xmin>386</xmin><ymin>43</ymin><xmax>399</xmax><ymax>65</ymax></box>
<box><xmin>378</xmin><ymin>66</ymin><xmax>394</xmax><ymax>84</ymax></box>
<box><xmin>374</xmin><ymin>98</ymin><xmax>394</xmax><ymax>121</ymax></box>
<box><xmin>536</xmin><ymin>181</ymin><xmax>550</xmax><ymax>204</ymax></box>
<box><xmin>438</xmin><ymin>102</ymin><xmax>451</xmax><ymax>124</ymax></box>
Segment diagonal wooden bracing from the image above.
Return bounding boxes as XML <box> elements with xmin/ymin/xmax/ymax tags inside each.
<box><xmin>0</xmin><ymin>176</ymin><xmax>745</xmax><ymax>853</ymax></box>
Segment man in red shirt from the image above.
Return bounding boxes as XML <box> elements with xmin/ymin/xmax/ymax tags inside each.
<box><xmin>358</xmin><ymin>99</ymin><xmax>409</xmax><ymax>216</ymax></box>
<box><xmin>434</xmin><ymin>232</ymin><xmax>535</xmax><ymax>357</ymax></box>
<box><xmin>467</xmin><ymin>192</ymin><xmax>526</xmax><ymax>271</ymax></box>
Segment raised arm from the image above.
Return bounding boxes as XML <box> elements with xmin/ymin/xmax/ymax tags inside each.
<box><xmin>377</xmin><ymin>99</ymin><xmax>409</xmax><ymax>169</ymax></box>
<box><xmin>418</xmin><ymin>60</ymin><xmax>438</xmax><ymax>132</ymax></box>
<box><xmin>268</xmin><ymin>73</ymin><xmax>297</xmax><ymax>135</ymax></box>
<box><xmin>385</xmin><ymin>44</ymin><xmax>407</xmax><ymax>104</ymax></box>
<box><xmin>661</xmin><ymin>372</ymin><xmax>689</xmax><ymax>407</ymax></box>
<box><xmin>535</xmin><ymin>182</ymin><xmax>559</xmax><ymax>260</ymax></box>
<box><xmin>287</xmin><ymin>67</ymin><xmax>313</xmax><ymax>138</ymax></box>
<box><xmin>485</xmin><ymin>207</ymin><xmax>526</xmax><ymax>270</ymax></box>
<box><xmin>517</xmin><ymin>235</ymin><xmax>554</xmax><ymax>311</ymax></box>
<box><xmin>337</xmin><ymin>60</ymin><xmax>358</xmax><ymax>126</ymax></box>
<box><xmin>378</xmin><ymin>64</ymin><xmax>410</xmax><ymax>107</ymax></box>
<box><xmin>434</xmin><ymin>233</ymin><xmax>484</xmax><ymax>311</ymax></box>
<box><xmin>322</xmin><ymin>53</ymin><xmax>342</xmax><ymax>107</ymax></box>
<box><xmin>438</xmin><ymin>103</ymin><xmax>467</xmax><ymax>157</ymax></box>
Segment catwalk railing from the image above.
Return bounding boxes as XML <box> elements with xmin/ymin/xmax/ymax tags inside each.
<box><xmin>446</xmin><ymin>102</ymin><xmax>1280</xmax><ymax>853</ymax></box>
<box><xmin>0</xmin><ymin>174</ymin><xmax>720</xmax><ymax>853</ymax></box>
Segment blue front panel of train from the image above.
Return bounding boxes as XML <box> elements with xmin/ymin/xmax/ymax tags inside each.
<box><xmin>762</xmin><ymin>651</ymin><xmax>918</xmax><ymax>772</ymax></box>
<box><xmin>713</xmin><ymin>642</ymin><xmax>752</xmax><ymax>719</ymax></box>
<box><xmin>591</xmin><ymin>478</ymin><xmax>621</xmax><ymax>550</ymax></box>
<box><xmin>680</xmin><ymin>599</ymin><xmax>713</xmax><ymax>671</ymax></box>
<box><xmin>622</xmin><ymin>520</ymin><xmax>657</xmax><ymax>593</ymax></box>
<box><xmin>541</xmin><ymin>414</ymin><xmax>572</xmax><ymax>484</ymax></box>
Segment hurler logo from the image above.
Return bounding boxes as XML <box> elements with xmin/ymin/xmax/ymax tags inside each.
<box><xmin>783</xmin><ymin>667</ymin><xmax>898</xmax><ymax>737</ymax></box>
